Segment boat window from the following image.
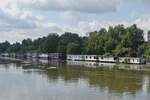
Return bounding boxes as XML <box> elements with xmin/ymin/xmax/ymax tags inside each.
<box><xmin>114</xmin><ymin>57</ymin><xmax>117</xmax><ymax>60</ymax></box>
<box><xmin>94</xmin><ymin>56</ymin><xmax>97</xmax><ymax>59</ymax></box>
<box><xmin>133</xmin><ymin>59</ymin><xmax>134</xmax><ymax>62</ymax></box>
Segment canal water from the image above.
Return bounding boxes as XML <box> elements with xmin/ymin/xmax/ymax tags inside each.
<box><xmin>0</xmin><ymin>58</ymin><xmax>150</xmax><ymax>100</ymax></box>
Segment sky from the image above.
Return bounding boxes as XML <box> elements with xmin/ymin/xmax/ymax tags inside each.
<box><xmin>0</xmin><ymin>0</ymin><xmax>150</xmax><ymax>43</ymax></box>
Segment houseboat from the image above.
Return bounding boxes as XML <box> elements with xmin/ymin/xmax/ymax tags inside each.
<box><xmin>26</xmin><ymin>52</ymin><xmax>33</xmax><ymax>58</ymax></box>
<box><xmin>15</xmin><ymin>53</ymin><xmax>27</xmax><ymax>58</ymax></box>
<box><xmin>67</xmin><ymin>55</ymin><xmax>98</xmax><ymax>62</ymax></box>
<box><xmin>67</xmin><ymin>55</ymin><xmax>85</xmax><ymax>61</ymax></box>
<box><xmin>38</xmin><ymin>53</ymin><xmax>49</xmax><ymax>59</ymax></box>
<box><xmin>84</xmin><ymin>55</ymin><xmax>98</xmax><ymax>62</ymax></box>
<box><xmin>67</xmin><ymin>55</ymin><xmax>116</xmax><ymax>63</ymax></box>
<box><xmin>0</xmin><ymin>53</ymin><xmax>9</xmax><ymax>57</ymax></box>
<box><xmin>98</xmin><ymin>56</ymin><xmax>117</xmax><ymax>63</ymax></box>
<box><xmin>118</xmin><ymin>57</ymin><xmax>146</xmax><ymax>64</ymax></box>
<box><xmin>49</xmin><ymin>53</ymin><xmax>66</xmax><ymax>60</ymax></box>
<box><xmin>32</xmin><ymin>53</ymin><xmax>39</xmax><ymax>58</ymax></box>
<box><xmin>67</xmin><ymin>55</ymin><xmax>146</xmax><ymax>64</ymax></box>
<box><xmin>9</xmin><ymin>53</ymin><xmax>16</xmax><ymax>58</ymax></box>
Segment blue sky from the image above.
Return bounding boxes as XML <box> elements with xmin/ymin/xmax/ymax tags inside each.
<box><xmin>0</xmin><ymin>0</ymin><xmax>150</xmax><ymax>42</ymax></box>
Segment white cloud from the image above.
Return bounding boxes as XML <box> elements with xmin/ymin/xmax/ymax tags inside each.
<box><xmin>0</xmin><ymin>0</ymin><xmax>120</xmax><ymax>42</ymax></box>
<box><xmin>0</xmin><ymin>0</ymin><xmax>65</xmax><ymax>42</ymax></box>
<box><xmin>134</xmin><ymin>16</ymin><xmax>150</xmax><ymax>41</ymax></box>
<box><xmin>60</xmin><ymin>11</ymin><xmax>81</xmax><ymax>22</ymax></box>
<box><xmin>61</xmin><ymin>20</ymin><xmax>131</xmax><ymax>36</ymax></box>
<box><xmin>135</xmin><ymin>16</ymin><xmax>150</xmax><ymax>31</ymax></box>
<box><xmin>0</xmin><ymin>0</ymin><xmax>150</xmax><ymax>43</ymax></box>
<box><xmin>61</xmin><ymin>18</ymin><xmax>149</xmax><ymax>41</ymax></box>
<box><xmin>20</xmin><ymin>0</ymin><xmax>119</xmax><ymax>13</ymax></box>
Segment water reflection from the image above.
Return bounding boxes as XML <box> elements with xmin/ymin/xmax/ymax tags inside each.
<box><xmin>0</xmin><ymin>59</ymin><xmax>150</xmax><ymax>100</ymax></box>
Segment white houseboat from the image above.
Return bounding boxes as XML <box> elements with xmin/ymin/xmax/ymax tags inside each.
<box><xmin>9</xmin><ymin>53</ymin><xmax>16</xmax><ymax>58</ymax></box>
<box><xmin>32</xmin><ymin>53</ymin><xmax>39</xmax><ymax>58</ymax></box>
<box><xmin>26</xmin><ymin>52</ymin><xmax>33</xmax><ymax>58</ymax></box>
<box><xmin>84</xmin><ymin>55</ymin><xmax>98</xmax><ymax>62</ymax></box>
<box><xmin>15</xmin><ymin>53</ymin><xmax>27</xmax><ymax>58</ymax></box>
<box><xmin>67</xmin><ymin>55</ymin><xmax>85</xmax><ymax>61</ymax></box>
<box><xmin>118</xmin><ymin>57</ymin><xmax>146</xmax><ymax>64</ymax></box>
<box><xmin>49</xmin><ymin>53</ymin><xmax>66</xmax><ymax>60</ymax></box>
<box><xmin>98</xmin><ymin>56</ymin><xmax>117</xmax><ymax>63</ymax></box>
<box><xmin>67</xmin><ymin>55</ymin><xmax>146</xmax><ymax>64</ymax></box>
<box><xmin>0</xmin><ymin>53</ymin><xmax>9</xmax><ymax>57</ymax></box>
<box><xmin>67</xmin><ymin>55</ymin><xmax>116</xmax><ymax>63</ymax></box>
<box><xmin>38</xmin><ymin>53</ymin><xmax>49</xmax><ymax>59</ymax></box>
<box><xmin>67</xmin><ymin>55</ymin><xmax>98</xmax><ymax>62</ymax></box>
<box><xmin>26</xmin><ymin>52</ymin><xmax>38</xmax><ymax>58</ymax></box>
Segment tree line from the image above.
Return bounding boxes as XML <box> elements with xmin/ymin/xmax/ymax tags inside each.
<box><xmin>1</xmin><ymin>24</ymin><xmax>150</xmax><ymax>58</ymax></box>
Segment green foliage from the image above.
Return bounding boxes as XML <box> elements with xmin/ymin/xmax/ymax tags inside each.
<box><xmin>144</xmin><ymin>43</ymin><xmax>150</xmax><ymax>59</ymax></box>
<box><xmin>7</xmin><ymin>42</ymin><xmax>21</xmax><ymax>53</ymax></box>
<box><xmin>0</xmin><ymin>41</ymin><xmax>10</xmax><ymax>53</ymax></box>
<box><xmin>41</xmin><ymin>33</ymin><xmax>59</xmax><ymax>53</ymax></box>
<box><xmin>86</xmin><ymin>24</ymin><xmax>144</xmax><ymax>57</ymax></box>
<box><xmin>0</xmin><ymin>32</ymin><xmax>82</xmax><ymax>55</ymax></box>
<box><xmin>57</xmin><ymin>45</ymin><xmax>67</xmax><ymax>53</ymax></box>
<box><xmin>21</xmin><ymin>38</ymin><xmax>34</xmax><ymax>52</ymax></box>
<box><xmin>58</xmin><ymin>32</ymin><xmax>82</xmax><ymax>54</ymax></box>
<box><xmin>67</xmin><ymin>43</ymin><xmax>81</xmax><ymax>54</ymax></box>
<box><xmin>86</xmin><ymin>31</ymin><xmax>105</xmax><ymax>55</ymax></box>
<box><xmin>112</xmin><ymin>45</ymin><xmax>131</xmax><ymax>57</ymax></box>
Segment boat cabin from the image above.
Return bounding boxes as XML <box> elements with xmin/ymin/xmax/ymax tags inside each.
<box><xmin>119</xmin><ymin>57</ymin><xmax>146</xmax><ymax>64</ymax></box>
<box><xmin>38</xmin><ymin>53</ymin><xmax>49</xmax><ymax>59</ymax></box>
<box><xmin>98</xmin><ymin>56</ymin><xmax>117</xmax><ymax>63</ymax></box>
<box><xmin>49</xmin><ymin>53</ymin><xmax>66</xmax><ymax>60</ymax></box>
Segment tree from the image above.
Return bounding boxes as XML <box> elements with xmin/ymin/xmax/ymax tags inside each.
<box><xmin>67</xmin><ymin>43</ymin><xmax>81</xmax><ymax>54</ymax></box>
<box><xmin>112</xmin><ymin>45</ymin><xmax>131</xmax><ymax>57</ymax></box>
<box><xmin>0</xmin><ymin>41</ymin><xmax>10</xmax><ymax>53</ymax></box>
<box><xmin>104</xmin><ymin>38</ymin><xmax>116</xmax><ymax>53</ymax></box>
<box><xmin>7</xmin><ymin>42</ymin><xmax>21</xmax><ymax>53</ymax></box>
<box><xmin>21</xmin><ymin>38</ymin><xmax>34</xmax><ymax>52</ymax></box>
<box><xmin>125</xmin><ymin>24</ymin><xmax>144</xmax><ymax>56</ymax></box>
<box><xmin>57</xmin><ymin>45</ymin><xmax>67</xmax><ymax>53</ymax></box>
<box><xmin>144</xmin><ymin>43</ymin><xmax>150</xmax><ymax>59</ymax></box>
<box><xmin>59</xmin><ymin>32</ymin><xmax>81</xmax><ymax>45</ymax></box>
<box><xmin>58</xmin><ymin>32</ymin><xmax>82</xmax><ymax>54</ymax></box>
<box><xmin>40</xmin><ymin>33</ymin><xmax>59</xmax><ymax>53</ymax></box>
<box><xmin>86</xmin><ymin>31</ymin><xmax>105</xmax><ymax>55</ymax></box>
